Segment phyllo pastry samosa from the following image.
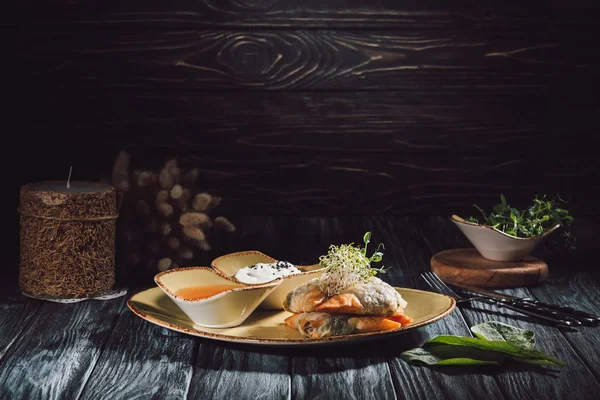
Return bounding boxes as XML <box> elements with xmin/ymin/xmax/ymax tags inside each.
<box><xmin>284</xmin><ymin>312</ymin><xmax>410</xmax><ymax>339</ymax></box>
<box><xmin>283</xmin><ymin>232</ymin><xmax>413</xmax><ymax>339</ymax></box>
<box><xmin>283</xmin><ymin>276</ymin><xmax>407</xmax><ymax>316</ymax></box>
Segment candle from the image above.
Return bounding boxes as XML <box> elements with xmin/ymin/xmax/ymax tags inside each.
<box><xmin>28</xmin><ymin>181</ymin><xmax>113</xmax><ymax>193</ymax></box>
<box><xmin>19</xmin><ymin>180</ymin><xmax>119</xmax><ymax>299</ymax></box>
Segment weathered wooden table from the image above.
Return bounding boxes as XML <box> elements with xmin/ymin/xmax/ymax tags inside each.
<box><xmin>2</xmin><ymin>217</ymin><xmax>599</xmax><ymax>399</ymax></box>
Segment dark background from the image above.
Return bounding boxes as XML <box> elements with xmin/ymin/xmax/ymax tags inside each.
<box><xmin>10</xmin><ymin>1</ymin><xmax>600</xmax><ymax>281</ymax></box>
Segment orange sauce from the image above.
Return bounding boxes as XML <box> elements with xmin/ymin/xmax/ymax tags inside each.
<box><xmin>175</xmin><ymin>285</ymin><xmax>239</xmax><ymax>300</ymax></box>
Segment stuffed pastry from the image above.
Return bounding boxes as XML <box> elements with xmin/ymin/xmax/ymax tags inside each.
<box><xmin>282</xmin><ymin>231</ymin><xmax>413</xmax><ymax>339</ymax></box>
<box><xmin>283</xmin><ymin>276</ymin><xmax>407</xmax><ymax>316</ymax></box>
<box><xmin>284</xmin><ymin>312</ymin><xmax>413</xmax><ymax>339</ymax></box>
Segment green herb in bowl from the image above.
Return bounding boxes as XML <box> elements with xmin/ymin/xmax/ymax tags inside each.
<box><xmin>451</xmin><ymin>194</ymin><xmax>575</xmax><ymax>261</ymax></box>
<box><xmin>467</xmin><ymin>194</ymin><xmax>573</xmax><ymax>237</ymax></box>
<box><xmin>466</xmin><ymin>194</ymin><xmax>575</xmax><ymax>249</ymax></box>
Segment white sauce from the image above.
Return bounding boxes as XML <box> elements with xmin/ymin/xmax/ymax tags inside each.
<box><xmin>234</xmin><ymin>261</ymin><xmax>301</xmax><ymax>284</ymax></box>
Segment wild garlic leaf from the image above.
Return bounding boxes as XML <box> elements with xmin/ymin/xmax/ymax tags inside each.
<box><xmin>426</xmin><ymin>344</ymin><xmax>511</xmax><ymax>363</ymax></box>
<box><xmin>435</xmin><ymin>358</ymin><xmax>498</xmax><ymax>366</ymax></box>
<box><xmin>470</xmin><ymin>321</ymin><xmax>535</xmax><ymax>350</ymax></box>
<box><xmin>400</xmin><ymin>348</ymin><xmax>444</xmax><ymax>365</ymax></box>
<box><xmin>425</xmin><ymin>336</ymin><xmax>565</xmax><ymax>367</ymax></box>
<box><xmin>401</xmin><ymin>322</ymin><xmax>565</xmax><ymax>369</ymax></box>
<box><xmin>400</xmin><ymin>348</ymin><xmax>498</xmax><ymax>366</ymax></box>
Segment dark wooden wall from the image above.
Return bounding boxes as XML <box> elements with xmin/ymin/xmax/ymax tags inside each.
<box><xmin>12</xmin><ymin>0</ymin><xmax>600</xmax><ymax>220</ymax></box>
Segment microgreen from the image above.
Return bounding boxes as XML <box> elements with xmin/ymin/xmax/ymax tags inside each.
<box><xmin>317</xmin><ymin>232</ymin><xmax>388</xmax><ymax>297</ymax></box>
<box><xmin>466</xmin><ymin>194</ymin><xmax>574</xmax><ymax>248</ymax></box>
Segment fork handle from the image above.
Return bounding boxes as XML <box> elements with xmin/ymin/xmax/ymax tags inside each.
<box><xmin>511</xmin><ymin>299</ymin><xmax>600</xmax><ymax>325</ymax></box>
<box><xmin>477</xmin><ymin>298</ymin><xmax>581</xmax><ymax>328</ymax></box>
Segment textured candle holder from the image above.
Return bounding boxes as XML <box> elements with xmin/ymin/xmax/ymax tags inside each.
<box><xmin>18</xmin><ymin>181</ymin><xmax>120</xmax><ymax>299</ymax></box>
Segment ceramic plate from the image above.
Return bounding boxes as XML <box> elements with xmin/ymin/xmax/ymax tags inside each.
<box><xmin>127</xmin><ymin>286</ymin><xmax>456</xmax><ymax>346</ymax></box>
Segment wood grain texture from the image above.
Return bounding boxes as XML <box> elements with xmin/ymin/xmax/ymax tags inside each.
<box><xmin>18</xmin><ymin>29</ymin><xmax>599</xmax><ymax>92</ymax></box>
<box><xmin>292</xmin><ymin>356</ymin><xmax>396</xmax><ymax>400</ymax></box>
<box><xmin>525</xmin><ymin>219</ymin><xmax>600</xmax><ymax>381</ymax></box>
<box><xmin>529</xmin><ymin>273</ymin><xmax>600</xmax><ymax>381</ymax></box>
<box><xmin>77</xmin><ymin>298</ymin><xmax>197</xmax><ymax>400</ymax></box>
<box><xmin>187</xmin><ymin>341</ymin><xmax>290</xmax><ymax>400</ymax></box>
<box><xmin>14</xmin><ymin>91</ymin><xmax>600</xmax><ymax>217</ymax></box>
<box><xmin>430</xmin><ymin>248</ymin><xmax>548</xmax><ymax>288</ymax></box>
<box><xmin>10</xmin><ymin>1</ymin><xmax>600</xmax><ymax>222</ymax></box>
<box><xmin>15</xmin><ymin>0</ymin><xmax>600</xmax><ymax>29</ymax></box>
<box><xmin>0</xmin><ymin>288</ymin><xmax>42</xmax><ymax>360</ymax></box>
<box><xmin>0</xmin><ymin>297</ymin><xmax>126</xmax><ymax>400</ymax></box>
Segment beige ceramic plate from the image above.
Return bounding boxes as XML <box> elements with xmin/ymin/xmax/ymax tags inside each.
<box><xmin>127</xmin><ymin>286</ymin><xmax>456</xmax><ymax>346</ymax></box>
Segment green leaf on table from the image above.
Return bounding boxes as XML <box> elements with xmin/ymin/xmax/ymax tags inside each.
<box><xmin>424</xmin><ymin>336</ymin><xmax>564</xmax><ymax>367</ymax></box>
<box><xmin>400</xmin><ymin>348</ymin><xmax>444</xmax><ymax>365</ymax></box>
<box><xmin>470</xmin><ymin>321</ymin><xmax>535</xmax><ymax>350</ymax></box>
<box><xmin>400</xmin><ymin>348</ymin><xmax>498</xmax><ymax>366</ymax></box>
<box><xmin>424</xmin><ymin>344</ymin><xmax>511</xmax><ymax>363</ymax></box>
<box><xmin>435</xmin><ymin>358</ymin><xmax>498</xmax><ymax>366</ymax></box>
<box><xmin>400</xmin><ymin>321</ymin><xmax>566</xmax><ymax>369</ymax></box>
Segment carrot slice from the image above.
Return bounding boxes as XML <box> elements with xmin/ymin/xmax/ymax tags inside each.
<box><xmin>385</xmin><ymin>313</ymin><xmax>413</xmax><ymax>325</ymax></box>
<box><xmin>349</xmin><ymin>316</ymin><xmax>401</xmax><ymax>333</ymax></box>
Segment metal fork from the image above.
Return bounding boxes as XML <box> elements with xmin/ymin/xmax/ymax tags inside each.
<box><xmin>421</xmin><ymin>271</ymin><xmax>581</xmax><ymax>328</ymax></box>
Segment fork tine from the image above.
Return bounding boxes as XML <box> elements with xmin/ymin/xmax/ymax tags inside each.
<box><xmin>423</xmin><ymin>272</ymin><xmax>451</xmax><ymax>296</ymax></box>
<box><xmin>421</xmin><ymin>272</ymin><xmax>456</xmax><ymax>298</ymax></box>
<box><xmin>420</xmin><ymin>272</ymin><xmax>437</xmax><ymax>291</ymax></box>
<box><xmin>427</xmin><ymin>272</ymin><xmax>461</xmax><ymax>298</ymax></box>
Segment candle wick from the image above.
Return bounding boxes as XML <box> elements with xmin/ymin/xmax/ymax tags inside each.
<box><xmin>67</xmin><ymin>166</ymin><xmax>73</xmax><ymax>189</ymax></box>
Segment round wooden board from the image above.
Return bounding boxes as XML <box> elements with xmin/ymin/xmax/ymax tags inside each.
<box><xmin>430</xmin><ymin>248</ymin><xmax>548</xmax><ymax>288</ymax></box>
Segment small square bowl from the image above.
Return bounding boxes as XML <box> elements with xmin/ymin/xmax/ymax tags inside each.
<box><xmin>211</xmin><ymin>250</ymin><xmax>326</xmax><ymax>310</ymax></box>
<box><xmin>154</xmin><ymin>266</ymin><xmax>282</xmax><ymax>328</ymax></box>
